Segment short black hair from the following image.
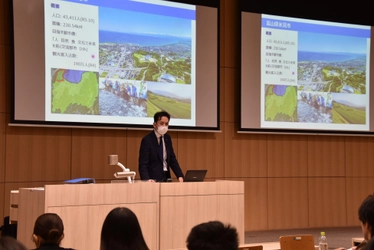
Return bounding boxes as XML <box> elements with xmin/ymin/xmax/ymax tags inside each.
<box><xmin>186</xmin><ymin>221</ymin><xmax>239</xmax><ymax>250</ymax></box>
<box><xmin>358</xmin><ymin>194</ymin><xmax>374</xmax><ymax>236</ymax></box>
<box><xmin>153</xmin><ymin>111</ymin><xmax>170</xmax><ymax>123</ymax></box>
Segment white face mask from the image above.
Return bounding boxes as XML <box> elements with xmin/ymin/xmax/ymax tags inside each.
<box><xmin>157</xmin><ymin>125</ymin><xmax>168</xmax><ymax>135</ymax></box>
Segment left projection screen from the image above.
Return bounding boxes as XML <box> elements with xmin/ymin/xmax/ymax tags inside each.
<box><xmin>11</xmin><ymin>0</ymin><xmax>219</xmax><ymax>131</ymax></box>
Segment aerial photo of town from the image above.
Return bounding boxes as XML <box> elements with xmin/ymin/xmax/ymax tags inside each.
<box><xmin>296</xmin><ymin>31</ymin><xmax>368</xmax><ymax>125</ymax></box>
<box><xmin>98</xmin><ymin>6</ymin><xmax>193</xmax><ymax>118</ymax></box>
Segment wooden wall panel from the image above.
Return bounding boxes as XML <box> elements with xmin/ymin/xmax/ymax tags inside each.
<box><xmin>0</xmin><ymin>114</ymin><xmax>5</xmax><ymax>182</ymax></box>
<box><xmin>1</xmin><ymin>0</ymin><xmax>11</xmax><ymax>220</ymax></box>
<box><xmin>220</xmin><ymin>0</ymin><xmax>239</xmax><ymax>68</ymax></box>
<box><xmin>222</xmin><ymin>67</ymin><xmax>240</xmax><ymax>123</ymax></box>
<box><xmin>220</xmin><ymin>0</ymin><xmax>240</xmax><ymax>123</ymax></box>
<box><xmin>267</xmin><ymin>135</ymin><xmax>308</xmax><ymax>177</ymax></box>
<box><xmin>3</xmin><ymin>42</ymin><xmax>11</xmax><ymax>114</ymax></box>
<box><xmin>2</xmin><ymin>0</ymin><xmax>11</xmax><ymax>45</ymax></box>
<box><xmin>308</xmin><ymin>178</ymin><xmax>346</xmax><ymax>227</ymax></box>
<box><xmin>5</xmin><ymin>127</ymin><xmax>72</xmax><ymax>182</ymax></box>
<box><xmin>345</xmin><ymin>177</ymin><xmax>374</xmax><ymax>226</ymax></box>
<box><xmin>0</xmin><ymin>183</ymin><xmax>4</xmax><ymax>223</ymax></box>
<box><xmin>177</xmin><ymin>130</ymin><xmax>224</xmax><ymax>179</ymax></box>
<box><xmin>71</xmin><ymin>128</ymin><xmax>127</xmax><ymax>180</ymax></box>
<box><xmin>219</xmin><ymin>65</ymin><xmax>226</xmax><ymax>122</ymax></box>
<box><xmin>0</xmin><ymin>44</ymin><xmax>5</xmax><ymax>113</ymax></box>
<box><xmin>2</xmin><ymin>0</ymin><xmax>12</xmax><ymax>114</ymax></box>
<box><xmin>224</xmin><ymin>122</ymin><xmax>267</xmax><ymax>177</ymax></box>
<box><xmin>219</xmin><ymin>0</ymin><xmax>226</xmax><ymax>68</ymax></box>
<box><xmin>0</xmin><ymin>0</ymin><xmax>5</xmax><ymax>45</ymax></box>
<box><xmin>243</xmin><ymin>178</ymin><xmax>268</xmax><ymax>231</ymax></box>
<box><xmin>2</xmin><ymin>0</ymin><xmax>10</xmax><ymax>43</ymax></box>
<box><xmin>268</xmin><ymin>178</ymin><xmax>309</xmax><ymax>229</ymax></box>
<box><xmin>308</xmin><ymin>136</ymin><xmax>346</xmax><ymax>177</ymax></box>
<box><xmin>345</xmin><ymin>136</ymin><xmax>374</xmax><ymax>177</ymax></box>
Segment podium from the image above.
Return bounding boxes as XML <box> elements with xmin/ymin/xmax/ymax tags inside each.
<box><xmin>160</xmin><ymin>181</ymin><xmax>245</xmax><ymax>249</ymax></box>
<box><xmin>14</xmin><ymin>181</ymin><xmax>244</xmax><ymax>250</ymax></box>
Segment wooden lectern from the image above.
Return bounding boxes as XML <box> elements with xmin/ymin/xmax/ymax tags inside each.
<box><xmin>160</xmin><ymin>181</ymin><xmax>245</xmax><ymax>250</ymax></box>
<box><xmin>14</xmin><ymin>180</ymin><xmax>244</xmax><ymax>250</ymax></box>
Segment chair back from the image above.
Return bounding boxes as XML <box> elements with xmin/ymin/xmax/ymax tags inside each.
<box><xmin>279</xmin><ymin>234</ymin><xmax>315</xmax><ymax>250</ymax></box>
<box><xmin>238</xmin><ymin>245</ymin><xmax>263</xmax><ymax>250</ymax></box>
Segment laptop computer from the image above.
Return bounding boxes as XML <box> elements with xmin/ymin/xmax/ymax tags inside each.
<box><xmin>184</xmin><ymin>170</ymin><xmax>207</xmax><ymax>182</ymax></box>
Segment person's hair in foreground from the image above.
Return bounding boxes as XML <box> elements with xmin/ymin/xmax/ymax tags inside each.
<box><xmin>186</xmin><ymin>220</ymin><xmax>239</xmax><ymax>250</ymax></box>
<box><xmin>153</xmin><ymin>111</ymin><xmax>170</xmax><ymax>123</ymax></box>
<box><xmin>32</xmin><ymin>213</ymin><xmax>66</xmax><ymax>248</ymax></box>
<box><xmin>0</xmin><ymin>236</ymin><xmax>27</xmax><ymax>250</ymax></box>
<box><xmin>100</xmin><ymin>207</ymin><xmax>149</xmax><ymax>250</ymax></box>
<box><xmin>359</xmin><ymin>194</ymin><xmax>374</xmax><ymax>241</ymax></box>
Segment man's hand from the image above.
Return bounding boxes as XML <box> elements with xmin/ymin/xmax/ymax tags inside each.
<box><xmin>178</xmin><ymin>177</ymin><xmax>184</xmax><ymax>182</ymax></box>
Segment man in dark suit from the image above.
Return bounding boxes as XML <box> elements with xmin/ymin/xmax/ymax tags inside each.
<box><xmin>138</xmin><ymin>111</ymin><xmax>184</xmax><ymax>182</ymax></box>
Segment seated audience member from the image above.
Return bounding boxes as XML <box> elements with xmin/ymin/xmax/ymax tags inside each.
<box><xmin>186</xmin><ymin>220</ymin><xmax>239</xmax><ymax>250</ymax></box>
<box><xmin>364</xmin><ymin>237</ymin><xmax>374</xmax><ymax>250</ymax></box>
<box><xmin>32</xmin><ymin>213</ymin><xmax>73</xmax><ymax>250</ymax></box>
<box><xmin>100</xmin><ymin>207</ymin><xmax>149</xmax><ymax>250</ymax></box>
<box><xmin>335</xmin><ymin>240</ymin><xmax>367</xmax><ymax>250</ymax></box>
<box><xmin>0</xmin><ymin>236</ymin><xmax>27</xmax><ymax>250</ymax></box>
<box><xmin>355</xmin><ymin>240</ymin><xmax>368</xmax><ymax>250</ymax></box>
<box><xmin>355</xmin><ymin>194</ymin><xmax>374</xmax><ymax>250</ymax></box>
<box><xmin>336</xmin><ymin>194</ymin><xmax>374</xmax><ymax>250</ymax></box>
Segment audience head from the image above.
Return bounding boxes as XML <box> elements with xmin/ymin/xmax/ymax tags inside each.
<box><xmin>186</xmin><ymin>220</ymin><xmax>239</xmax><ymax>250</ymax></box>
<box><xmin>0</xmin><ymin>236</ymin><xmax>27</xmax><ymax>250</ymax></box>
<box><xmin>359</xmin><ymin>194</ymin><xmax>374</xmax><ymax>240</ymax></box>
<box><xmin>32</xmin><ymin>213</ymin><xmax>65</xmax><ymax>247</ymax></box>
<box><xmin>100</xmin><ymin>207</ymin><xmax>149</xmax><ymax>250</ymax></box>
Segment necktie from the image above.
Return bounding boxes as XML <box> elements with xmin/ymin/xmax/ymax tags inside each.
<box><xmin>159</xmin><ymin>136</ymin><xmax>163</xmax><ymax>154</ymax></box>
<box><xmin>160</xmin><ymin>136</ymin><xmax>167</xmax><ymax>171</ymax></box>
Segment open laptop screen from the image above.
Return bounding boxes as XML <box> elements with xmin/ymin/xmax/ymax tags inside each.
<box><xmin>184</xmin><ymin>170</ymin><xmax>207</xmax><ymax>182</ymax></box>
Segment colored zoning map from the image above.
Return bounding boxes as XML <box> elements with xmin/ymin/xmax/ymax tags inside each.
<box><xmin>265</xmin><ymin>85</ymin><xmax>297</xmax><ymax>122</ymax></box>
<box><xmin>51</xmin><ymin>69</ymin><xmax>99</xmax><ymax>114</ymax></box>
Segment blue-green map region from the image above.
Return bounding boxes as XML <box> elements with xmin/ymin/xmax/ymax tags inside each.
<box><xmin>265</xmin><ymin>84</ymin><xmax>297</xmax><ymax>122</ymax></box>
<box><xmin>51</xmin><ymin>69</ymin><xmax>99</xmax><ymax>114</ymax></box>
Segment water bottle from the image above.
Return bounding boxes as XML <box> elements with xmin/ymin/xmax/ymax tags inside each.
<box><xmin>319</xmin><ymin>231</ymin><xmax>328</xmax><ymax>250</ymax></box>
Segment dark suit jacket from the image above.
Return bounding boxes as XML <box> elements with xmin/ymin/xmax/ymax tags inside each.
<box><xmin>138</xmin><ymin>131</ymin><xmax>184</xmax><ymax>181</ymax></box>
